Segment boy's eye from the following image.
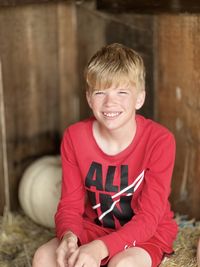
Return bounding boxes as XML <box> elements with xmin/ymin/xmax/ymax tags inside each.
<box><xmin>118</xmin><ymin>91</ymin><xmax>128</xmax><ymax>94</ymax></box>
<box><xmin>94</xmin><ymin>91</ymin><xmax>105</xmax><ymax>95</ymax></box>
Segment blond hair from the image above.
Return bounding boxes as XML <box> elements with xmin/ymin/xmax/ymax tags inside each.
<box><xmin>85</xmin><ymin>43</ymin><xmax>145</xmax><ymax>92</ymax></box>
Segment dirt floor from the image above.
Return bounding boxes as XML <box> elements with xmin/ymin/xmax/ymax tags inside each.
<box><xmin>0</xmin><ymin>211</ymin><xmax>199</xmax><ymax>267</ymax></box>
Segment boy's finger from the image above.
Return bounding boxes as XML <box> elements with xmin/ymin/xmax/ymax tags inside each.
<box><xmin>73</xmin><ymin>256</ymin><xmax>86</xmax><ymax>267</ymax></box>
<box><xmin>67</xmin><ymin>249</ymin><xmax>79</xmax><ymax>267</ymax></box>
<box><xmin>56</xmin><ymin>253</ymin><xmax>67</xmax><ymax>267</ymax></box>
<box><xmin>56</xmin><ymin>247</ymin><xmax>68</xmax><ymax>267</ymax></box>
<box><xmin>67</xmin><ymin>240</ymin><xmax>78</xmax><ymax>249</ymax></box>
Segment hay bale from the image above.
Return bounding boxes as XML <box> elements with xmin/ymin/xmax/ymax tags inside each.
<box><xmin>0</xmin><ymin>212</ymin><xmax>199</xmax><ymax>267</ymax></box>
<box><xmin>160</xmin><ymin>216</ymin><xmax>200</xmax><ymax>267</ymax></box>
<box><xmin>0</xmin><ymin>211</ymin><xmax>54</xmax><ymax>267</ymax></box>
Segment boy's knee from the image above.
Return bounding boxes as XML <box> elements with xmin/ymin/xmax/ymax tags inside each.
<box><xmin>108</xmin><ymin>255</ymin><xmax>135</xmax><ymax>267</ymax></box>
<box><xmin>32</xmin><ymin>244</ymin><xmax>50</xmax><ymax>267</ymax></box>
<box><xmin>32</xmin><ymin>238</ymin><xmax>58</xmax><ymax>267</ymax></box>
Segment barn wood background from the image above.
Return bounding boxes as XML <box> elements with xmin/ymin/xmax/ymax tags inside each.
<box><xmin>0</xmin><ymin>0</ymin><xmax>200</xmax><ymax>220</ymax></box>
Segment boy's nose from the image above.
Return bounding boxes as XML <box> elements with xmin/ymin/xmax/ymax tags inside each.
<box><xmin>104</xmin><ymin>93</ymin><xmax>116</xmax><ymax>106</ymax></box>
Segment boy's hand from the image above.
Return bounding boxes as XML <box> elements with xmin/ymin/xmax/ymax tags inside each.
<box><xmin>67</xmin><ymin>240</ymin><xmax>108</xmax><ymax>267</ymax></box>
<box><xmin>56</xmin><ymin>232</ymin><xmax>78</xmax><ymax>267</ymax></box>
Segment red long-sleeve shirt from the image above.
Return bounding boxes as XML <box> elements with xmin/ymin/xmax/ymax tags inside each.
<box><xmin>55</xmin><ymin>115</ymin><xmax>178</xmax><ymax>262</ymax></box>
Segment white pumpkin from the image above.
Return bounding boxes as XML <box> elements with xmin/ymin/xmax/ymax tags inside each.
<box><xmin>18</xmin><ymin>156</ymin><xmax>62</xmax><ymax>228</ymax></box>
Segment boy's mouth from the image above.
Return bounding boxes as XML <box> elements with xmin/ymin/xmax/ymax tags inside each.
<box><xmin>102</xmin><ymin>112</ymin><xmax>121</xmax><ymax>118</ymax></box>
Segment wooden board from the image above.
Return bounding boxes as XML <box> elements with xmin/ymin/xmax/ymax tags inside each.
<box><xmin>0</xmin><ymin>63</ymin><xmax>6</xmax><ymax>213</ymax></box>
<box><xmin>57</xmin><ymin>2</ymin><xmax>80</xmax><ymax>133</ymax></box>
<box><xmin>0</xmin><ymin>2</ymin><xmax>79</xmax><ymax>213</ymax></box>
<box><xmin>0</xmin><ymin>0</ymin><xmax>66</xmax><ymax>6</ymax></box>
<box><xmin>156</xmin><ymin>14</ymin><xmax>200</xmax><ymax>219</ymax></box>
<box><xmin>96</xmin><ymin>0</ymin><xmax>200</xmax><ymax>13</ymax></box>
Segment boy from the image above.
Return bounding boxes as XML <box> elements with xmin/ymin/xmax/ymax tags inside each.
<box><xmin>33</xmin><ymin>43</ymin><xmax>177</xmax><ymax>267</ymax></box>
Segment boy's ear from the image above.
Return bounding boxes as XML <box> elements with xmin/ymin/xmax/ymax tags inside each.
<box><xmin>135</xmin><ymin>90</ymin><xmax>146</xmax><ymax>110</ymax></box>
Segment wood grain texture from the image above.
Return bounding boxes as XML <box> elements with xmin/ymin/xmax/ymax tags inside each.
<box><xmin>155</xmin><ymin>14</ymin><xmax>200</xmax><ymax>219</ymax></box>
<box><xmin>0</xmin><ymin>2</ymin><xmax>78</xmax><ymax>213</ymax></box>
<box><xmin>0</xmin><ymin>62</ymin><xmax>6</xmax><ymax>213</ymax></box>
<box><xmin>0</xmin><ymin>0</ymin><xmax>66</xmax><ymax>7</ymax></box>
<box><xmin>57</xmin><ymin>2</ymin><xmax>80</xmax><ymax>133</ymax></box>
<box><xmin>96</xmin><ymin>0</ymin><xmax>200</xmax><ymax>13</ymax></box>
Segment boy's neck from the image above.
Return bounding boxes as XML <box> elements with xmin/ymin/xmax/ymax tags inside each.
<box><xmin>93</xmin><ymin>119</ymin><xmax>137</xmax><ymax>156</ymax></box>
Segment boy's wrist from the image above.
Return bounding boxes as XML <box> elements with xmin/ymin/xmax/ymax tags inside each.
<box><xmin>63</xmin><ymin>231</ymin><xmax>78</xmax><ymax>243</ymax></box>
<box><xmin>92</xmin><ymin>240</ymin><xmax>109</xmax><ymax>260</ymax></box>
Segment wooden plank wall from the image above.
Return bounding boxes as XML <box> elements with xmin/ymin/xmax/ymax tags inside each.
<box><xmin>155</xmin><ymin>15</ymin><xmax>200</xmax><ymax>219</ymax></box>
<box><xmin>0</xmin><ymin>68</ymin><xmax>5</xmax><ymax>212</ymax></box>
<box><xmin>0</xmin><ymin>0</ymin><xmax>64</xmax><ymax>5</ymax></box>
<box><xmin>0</xmin><ymin>2</ymin><xmax>79</xmax><ymax>213</ymax></box>
<box><xmin>96</xmin><ymin>0</ymin><xmax>200</xmax><ymax>13</ymax></box>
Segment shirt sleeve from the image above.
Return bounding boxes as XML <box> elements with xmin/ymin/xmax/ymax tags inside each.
<box><xmin>55</xmin><ymin>129</ymin><xmax>85</xmax><ymax>240</ymax></box>
<box><xmin>98</xmin><ymin>132</ymin><xmax>176</xmax><ymax>263</ymax></box>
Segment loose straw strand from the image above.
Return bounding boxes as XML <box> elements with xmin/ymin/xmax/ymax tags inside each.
<box><xmin>0</xmin><ymin>60</ymin><xmax>10</xmax><ymax>215</ymax></box>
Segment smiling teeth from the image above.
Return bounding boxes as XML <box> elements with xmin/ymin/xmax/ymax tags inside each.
<box><xmin>103</xmin><ymin>112</ymin><xmax>120</xmax><ymax>117</ymax></box>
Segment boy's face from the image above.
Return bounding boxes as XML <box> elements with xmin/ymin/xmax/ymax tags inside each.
<box><xmin>86</xmin><ymin>84</ymin><xmax>145</xmax><ymax>132</ymax></box>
